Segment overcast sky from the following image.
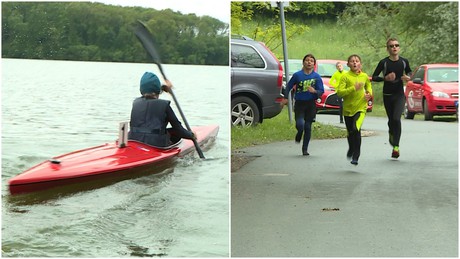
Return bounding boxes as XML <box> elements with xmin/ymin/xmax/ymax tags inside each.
<box><xmin>92</xmin><ymin>0</ymin><xmax>230</xmax><ymax>23</ymax></box>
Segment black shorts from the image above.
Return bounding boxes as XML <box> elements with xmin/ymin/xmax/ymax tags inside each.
<box><xmin>294</xmin><ymin>100</ymin><xmax>317</xmax><ymax>122</ymax></box>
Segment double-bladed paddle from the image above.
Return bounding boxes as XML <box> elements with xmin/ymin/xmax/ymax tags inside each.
<box><xmin>134</xmin><ymin>20</ymin><xmax>205</xmax><ymax>159</ymax></box>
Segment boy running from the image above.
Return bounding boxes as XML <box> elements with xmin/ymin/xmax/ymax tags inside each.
<box><xmin>372</xmin><ymin>38</ymin><xmax>412</xmax><ymax>158</ymax></box>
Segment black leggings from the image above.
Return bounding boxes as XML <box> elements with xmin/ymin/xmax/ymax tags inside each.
<box><xmin>344</xmin><ymin>112</ymin><xmax>365</xmax><ymax>161</ymax></box>
<box><xmin>383</xmin><ymin>93</ymin><xmax>405</xmax><ymax>147</ymax></box>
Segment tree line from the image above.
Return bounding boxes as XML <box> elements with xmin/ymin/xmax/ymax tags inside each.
<box><xmin>2</xmin><ymin>2</ymin><xmax>229</xmax><ymax>65</ymax></box>
<box><xmin>231</xmin><ymin>2</ymin><xmax>458</xmax><ymax>66</ymax></box>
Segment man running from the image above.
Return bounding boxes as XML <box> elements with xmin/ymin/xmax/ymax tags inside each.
<box><xmin>372</xmin><ymin>38</ymin><xmax>412</xmax><ymax>158</ymax></box>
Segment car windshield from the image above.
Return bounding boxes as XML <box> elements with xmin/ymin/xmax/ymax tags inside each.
<box><xmin>427</xmin><ymin>67</ymin><xmax>459</xmax><ymax>83</ymax></box>
<box><xmin>317</xmin><ymin>62</ymin><xmax>349</xmax><ymax>77</ymax></box>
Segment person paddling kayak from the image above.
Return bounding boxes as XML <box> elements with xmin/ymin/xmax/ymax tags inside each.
<box><xmin>128</xmin><ymin>72</ymin><xmax>196</xmax><ymax>147</ymax></box>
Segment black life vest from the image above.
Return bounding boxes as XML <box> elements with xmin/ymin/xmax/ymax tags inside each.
<box><xmin>128</xmin><ymin>97</ymin><xmax>171</xmax><ymax>147</ymax></box>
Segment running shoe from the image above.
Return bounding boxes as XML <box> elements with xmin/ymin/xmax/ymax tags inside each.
<box><xmin>391</xmin><ymin>146</ymin><xmax>400</xmax><ymax>158</ymax></box>
<box><xmin>351</xmin><ymin>160</ymin><xmax>358</xmax><ymax>165</ymax></box>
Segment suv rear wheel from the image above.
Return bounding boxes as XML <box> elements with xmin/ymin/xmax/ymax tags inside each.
<box><xmin>231</xmin><ymin>96</ymin><xmax>260</xmax><ymax>127</ymax></box>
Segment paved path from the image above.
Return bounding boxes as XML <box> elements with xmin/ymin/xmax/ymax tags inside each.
<box><xmin>231</xmin><ymin>114</ymin><xmax>458</xmax><ymax>257</ymax></box>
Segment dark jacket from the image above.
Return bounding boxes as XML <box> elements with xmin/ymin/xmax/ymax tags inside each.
<box><xmin>372</xmin><ymin>57</ymin><xmax>412</xmax><ymax>95</ymax></box>
<box><xmin>128</xmin><ymin>97</ymin><xmax>193</xmax><ymax>147</ymax></box>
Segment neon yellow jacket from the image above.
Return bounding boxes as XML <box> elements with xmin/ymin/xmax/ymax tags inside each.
<box><xmin>330</xmin><ymin>70</ymin><xmax>345</xmax><ymax>88</ymax></box>
<box><xmin>336</xmin><ymin>71</ymin><xmax>372</xmax><ymax>116</ymax></box>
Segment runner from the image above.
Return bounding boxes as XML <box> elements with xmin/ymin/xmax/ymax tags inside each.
<box><xmin>281</xmin><ymin>54</ymin><xmax>324</xmax><ymax>156</ymax></box>
<box><xmin>371</xmin><ymin>38</ymin><xmax>412</xmax><ymax>158</ymax></box>
<box><xmin>330</xmin><ymin>62</ymin><xmax>346</xmax><ymax>123</ymax></box>
<box><xmin>336</xmin><ymin>54</ymin><xmax>373</xmax><ymax>165</ymax></box>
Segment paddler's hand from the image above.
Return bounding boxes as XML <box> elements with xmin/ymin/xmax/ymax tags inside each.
<box><xmin>162</xmin><ymin>79</ymin><xmax>173</xmax><ymax>93</ymax></box>
<box><xmin>191</xmin><ymin>131</ymin><xmax>197</xmax><ymax>140</ymax></box>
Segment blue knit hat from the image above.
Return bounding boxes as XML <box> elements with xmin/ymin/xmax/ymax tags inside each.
<box><xmin>140</xmin><ymin>72</ymin><xmax>161</xmax><ymax>94</ymax></box>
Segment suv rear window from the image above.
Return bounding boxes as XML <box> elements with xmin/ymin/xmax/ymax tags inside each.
<box><xmin>231</xmin><ymin>44</ymin><xmax>265</xmax><ymax>69</ymax></box>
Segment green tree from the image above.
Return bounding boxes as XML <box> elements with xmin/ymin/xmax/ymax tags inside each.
<box><xmin>413</xmin><ymin>2</ymin><xmax>458</xmax><ymax>64</ymax></box>
<box><xmin>230</xmin><ymin>2</ymin><xmax>310</xmax><ymax>53</ymax></box>
<box><xmin>2</xmin><ymin>2</ymin><xmax>229</xmax><ymax>65</ymax></box>
<box><xmin>230</xmin><ymin>2</ymin><xmax>254</xmax><ymax>36</ymax></box>
<box><xmin>338</xmin><ymin>2</ymin><xmax>458</xmax><ymax>66</ymax></box>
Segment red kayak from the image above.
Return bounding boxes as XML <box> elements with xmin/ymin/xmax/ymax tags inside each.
<box><xmin>9</xmin><ymin>124</ymin><xmax>219</xmax><ymax>195</ymax></box>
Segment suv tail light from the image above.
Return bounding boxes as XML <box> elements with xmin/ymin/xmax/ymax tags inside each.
<box><xmin>276</xmin><ymin>62</ymin><xmax>283</xmax><ymax>89</ymax></box>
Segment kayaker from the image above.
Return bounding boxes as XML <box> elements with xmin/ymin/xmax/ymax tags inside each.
<box><xmin>128</xmin><ymin>72</ymin><xmax>196</xmax><ymax>147</ymax></box>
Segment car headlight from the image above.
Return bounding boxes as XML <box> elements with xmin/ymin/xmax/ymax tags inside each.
<box><xmin>432</xmin><ymin>91</ymin><xmax>450</xmax><ymax>98</ymax></box>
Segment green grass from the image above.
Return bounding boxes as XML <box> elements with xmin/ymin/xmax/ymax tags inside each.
<box><xmin>231</xmin><ymin>108</ymin><xmax>348</xmax><ymax>150</ymax></box>
<box><xmin>280</xmin><ymin>21</ymin><xmax>365</xmax><ymax>60</ymax></box>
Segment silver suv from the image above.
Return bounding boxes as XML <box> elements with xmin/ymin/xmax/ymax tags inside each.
<box><xmin>231</xmin><ymin>38</ymin><xmax>284</xmax><ymax>126</ymax></box>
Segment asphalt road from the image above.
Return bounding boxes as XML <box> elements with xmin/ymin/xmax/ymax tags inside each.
<box><xmin>231</xmin><ymin>113</ymin><xmax>458</xmax><ymax>257</ymax></box>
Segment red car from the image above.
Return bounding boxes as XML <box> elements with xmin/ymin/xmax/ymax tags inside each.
<box><xmin>404</xmin><ymin>63</ymin><xmax>458</xmax><ymax>120</ymax></box>
<box><xmin>315</xmin><ymin>59</ymin><xmax>372</xmax><ymax>112</ymax></box>
<box><xmin>315</xmin><ymin>59</ymin><xmax>348</xmax><ymax>111</ymax></box>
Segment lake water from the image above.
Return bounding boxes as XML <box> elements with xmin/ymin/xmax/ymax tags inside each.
<box><xmin>1</xmin><ymin>59</ymin><xmax>230</xmax><ymax>257</ymax></box>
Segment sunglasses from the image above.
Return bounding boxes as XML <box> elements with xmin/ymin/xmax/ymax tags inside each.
<box><xmin>388</xmin><ymin>44</ymin><xmax>400</xmax><ymax>48</ymax></box>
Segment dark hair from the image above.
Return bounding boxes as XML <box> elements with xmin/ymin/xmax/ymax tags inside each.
<box><xmin>347</xmin><ymin>54</ymin><xmax>362</xmax><ymax>63</ymax></box>
<box><xmin>302</xmin><ymin>53</ymin><xmax>316</xmax><ymax>64</ymax></box>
